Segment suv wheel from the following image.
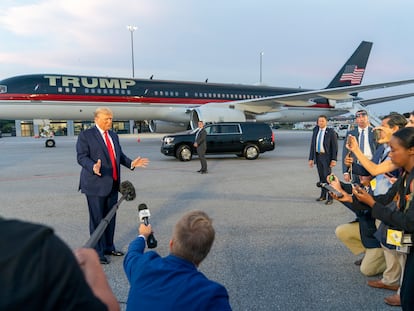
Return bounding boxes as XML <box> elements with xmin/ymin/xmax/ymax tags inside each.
<box><xmin>244</xmin><ymin>144</ymin><xmax>259</xmax><ymax>160</ymax></box>
<box><xmin>176</xmin><ymin>145</ymin><xmax>192</xmax><ymax>161</ymax></box>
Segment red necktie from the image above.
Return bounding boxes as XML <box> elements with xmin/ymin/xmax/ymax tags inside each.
<box><xmin>104</xmin><ymin>131</ymin><xmax>117</xmax><ymax>181</ymax></box>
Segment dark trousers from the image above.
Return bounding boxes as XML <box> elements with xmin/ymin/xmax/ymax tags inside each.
<box><xmin>86</xmin><ymin>183</ymin><xmax>118</xmax><ymax>257</ymax></box>
<box><xmin>316</xmin><ymin>153</ymin><xmax>332</xmax><ymax>199</ymax></box>
<box><xmin>401</xmin><ymin>251</ymin><xmax>414</xmax><ymax>310</ymax></box>
<box><xmin>197</xmin><ymin>147</ymin><xmax>207</xmax><ymax>171</ymax></box>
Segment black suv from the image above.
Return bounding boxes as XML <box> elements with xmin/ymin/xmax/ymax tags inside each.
<box><xmin>161</xmin><ymin>122</ymin><xmax>275</xmax><ymax>161</ymax></box>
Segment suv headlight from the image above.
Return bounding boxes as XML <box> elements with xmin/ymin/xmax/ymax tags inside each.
<box><xmin>163</xmin><ymin>137</ymin><xmax>174</xmax><ymax>144</ymax></box>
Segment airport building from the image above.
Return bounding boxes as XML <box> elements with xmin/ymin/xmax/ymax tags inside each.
<box><xmin>0</xmin><ymin>119</ymin><xmax>145</xmax><ymax>137</ymax></box>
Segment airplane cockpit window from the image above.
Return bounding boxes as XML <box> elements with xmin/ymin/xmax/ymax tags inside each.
<box><xmin>0</xmin><ymin>85</ymin><xmax>7</xmax><ymax>93</ymax></box>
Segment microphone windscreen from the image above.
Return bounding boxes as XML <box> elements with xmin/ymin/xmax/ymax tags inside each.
<box><xmin>120</xmin><ymin>180</ymin><xmax>136</xmax><ymax>201</ymax></box>
<box><xmin>138</xmin><ymin>203</ymin><xmax>148</xmax><ymax>211</ymax></box>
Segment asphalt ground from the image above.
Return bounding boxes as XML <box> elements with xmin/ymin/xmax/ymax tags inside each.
<box><xmin>0</xmin><ymin>131</ymin><xmax>398</xmax><ymax>311</ymax></box>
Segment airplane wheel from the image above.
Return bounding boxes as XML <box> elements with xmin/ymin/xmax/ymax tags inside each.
<box><xmin>45</xmin><ymin>139</ymin><xmax>56</xmax><ymax>148</ymax></box>
<box><xmin>176</xmin><ymin>145</ymin><xmax>192</xmax><ymax>161</ymax></box>
<box><xmin>244</xmin><ymin>144</ymin><xmax>259</xmax><ymax>160</ymax></box>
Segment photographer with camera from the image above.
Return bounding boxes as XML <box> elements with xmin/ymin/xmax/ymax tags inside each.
<box><xmin>343</xmin><ymin>113</ymin><xmax>407</xmax><ymax>306</ymax></box>
<box><xmin>123</xmin><ymin>210</ymin><xmax>232</xmax><ymax>311</ymax></box>
<box><xmin>328</xmin><ymin>127</ymin><xmax>414</xmax><ymax>311</ymax></box>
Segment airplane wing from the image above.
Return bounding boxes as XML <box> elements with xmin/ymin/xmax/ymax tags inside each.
<box><xmin>233</xmin><ymin>79</ymin><xmax>414</xmax><ymax>114</ymax></box>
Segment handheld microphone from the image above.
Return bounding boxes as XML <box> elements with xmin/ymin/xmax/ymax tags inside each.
<box><xmin>138</xmin><ymin>203</ymin><xmax>157</xmax><ymax>248</ymax></box>
<box><xmin>316</xmin><ymin>182</ymin><xmax>343</xmax><ymax>198</ymax></box>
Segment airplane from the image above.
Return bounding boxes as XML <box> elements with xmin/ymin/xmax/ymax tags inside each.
<box><xmin>1</xmin><ymin>40</ymin><xmax>414</xmax><ymax>137</ymax></box>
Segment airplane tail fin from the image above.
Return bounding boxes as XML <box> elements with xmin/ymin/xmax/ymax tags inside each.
<box><xmin>326</xmin><ymin>41</ymin><xmax>373</xmax><ymax>89</ymax></box>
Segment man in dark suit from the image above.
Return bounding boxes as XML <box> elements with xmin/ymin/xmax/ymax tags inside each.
<box><xmin>123</xmin><ymin>210</ymin><xmax>232</xmax><ymax>311</ymax></box>
<box><xmin>342</xmin><ymin>109</ymin><xmax>377</xmax><ymax>183</ymax></box>
<box><xmin>194</xmin><ymin>120</ymin><xmax>207</xmax><ymax>174</ymax></box>
<box><xmin>308</xmin><ymin>115</ymin><xmax>338</xmax><ymax>204</ymax></box>
<box><xmin>77</xmin><ymin>107</ymin><xmax>149</xmax><ymax>264</ymax></box>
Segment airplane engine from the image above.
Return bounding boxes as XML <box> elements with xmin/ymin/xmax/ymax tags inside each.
<box><xmin>148</xmin><ymin>120</ymin><xmax>189</xmax><ymax>133</ymax></box>
<box><xmin>190</xmin><ymin>106</ymin><xmax>246</xmax><ymax>129</ymax></box>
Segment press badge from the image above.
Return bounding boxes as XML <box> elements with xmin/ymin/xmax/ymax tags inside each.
<box><xmin>386</xmin><ymin>229</ymin><xmax>403</xmax><ymax>246</ymax></box>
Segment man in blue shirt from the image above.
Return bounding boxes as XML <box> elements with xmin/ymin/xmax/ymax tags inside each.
<box><xmin>123</xmin><ymin>210</ymin><xmax>232</xmax><ymax>311</ymax></box>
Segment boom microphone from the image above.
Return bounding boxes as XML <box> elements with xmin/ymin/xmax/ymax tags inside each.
<box><xmin>120</xmin><ymin>180</ymin><xmax>136</xmax><ymax>201</ymax></box>
<box><xmin>83</xmin><ymin>181</ymin><xmax>136</xmax><ymax>248</ymax></box>
<box><xmin>138</xmin><ymin>203</ymin><xmax>157</xmax><ymax>249</ymax></box>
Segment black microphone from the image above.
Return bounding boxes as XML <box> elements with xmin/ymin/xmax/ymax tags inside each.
<box><xmin>138</xmin><ymin>203</ymin><xmax>157</xmax><ymax>248</ymax></box>
<box><xmin>316</xmin><ymin>182</ymin><xmax>343</xmax><ymax>198</ymax></box>
<box><xmin>120</xmin><ymin>180</ymin><xmax>136</xmax><ymax>201</ymax></box>
<box><xmin>84</xmin><ymin>181</ymin><xmax>136</xmax><ymax>248</ymax></box>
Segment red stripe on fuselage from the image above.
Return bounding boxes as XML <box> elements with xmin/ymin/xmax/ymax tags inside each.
<box><xmin>0</xmin><ymin>93</ymin><xmax>332</xmax><ymax>108</ymax></box>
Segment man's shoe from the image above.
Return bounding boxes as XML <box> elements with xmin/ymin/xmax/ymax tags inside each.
<box><xmin>99</xmin><ymin>256</ymin><xmax>110</xmax><ymax>264</ymax></box>
<box><xmin>200</xmin><ymin>170</ymin><xmax>208</xmax><ymax>174</ymax></box>
<box><xmin>367</xmin><ymin>279</ymin><xmax>399</xmax><ymax>291</ymax></box>
<box><xmin>105</xmin><ymin>250</ymin><xmax>124</xmax><ymax>256</ymax></box>
<box><xmin>384</xmin><ymin>294</ymin><xmax>401</xmax><ymax>306</ymax></box>
<box><xmin>197</xmin><ymin>169</ymin><xmax>202</xmax><ymax>172</ymax></box>
<box><xmin>354</xmin><ymin>257</ymin><xmax>364</xmax><ymax>266</ymax></box>
<box><xmin>325</xmin><ymin>200</ymin><xmax>333</xmax><ymax>205</ymax></box>
<box><xmin>316</xmin><ymin>197</ymin><xmax>326</xmax><ymax>201</ymax></box>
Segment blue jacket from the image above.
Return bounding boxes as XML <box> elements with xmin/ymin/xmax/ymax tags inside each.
<box><xmin>124</xmin><ymin>237</ymin><xmax>232</xmax><ymax>311</ymax></box>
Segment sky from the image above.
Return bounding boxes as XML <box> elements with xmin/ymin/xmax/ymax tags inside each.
<box><xmin>0</xmin><ymin>0</ymin><xmax>413</xmax><ymax>116</ymax></box>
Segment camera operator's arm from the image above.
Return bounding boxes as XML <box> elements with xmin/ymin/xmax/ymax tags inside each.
<box><xmin>75</xmin><ymin>248</ymin><xmax>120</xmax><ymax>311</ymax></box>
<box><xmin>347</xmin><ymin>135</ymin><xmax>397</xmax><ymax>176</ymax></box>
<box><xmin>327</xmin><ymin>175</ymin><xmax>353</xmax><ymax>203</ymax></box>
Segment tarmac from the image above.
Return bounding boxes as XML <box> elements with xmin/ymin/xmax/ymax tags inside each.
<box><xmin>0</xmin><ymin>131</ymin><xmax>398</xmax><ymax>310</ymax></box>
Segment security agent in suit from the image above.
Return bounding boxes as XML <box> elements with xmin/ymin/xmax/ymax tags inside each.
<box><xmin>194</xmin><ymin>120</ymin><xmax>208</xmax><ymax>174</ymax></box>
<box><xmin>123</xmin><ymin>210</ymin><xmax>232</xmax><ymax>311</ymax></box>
<box><xmin>308</xmin><ymin>115</ymin><xmax>338</xmax><ymax>204</ymax></box>
<box><xmin>342</xmin><ymin>109</ymin><xmax>377</xmax><ymax>183</ymax></box>
<box><xmin>77</xmin><ymin>107</ymin><xmax>149</xmax><ymax>264</ymax></box>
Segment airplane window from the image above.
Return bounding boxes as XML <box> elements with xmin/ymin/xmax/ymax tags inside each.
<box><xmin>175</xmin><ymin>92</ymin><xmax>179</xmax><ymax>96</ymax></box>
<box><xmin>72</xmin><ymin>88</ymin><xmax>76</xmax><ymax>93</ymax></box>
<box><xmin>58</xmin><ymin>87</ymin><xmax>63</xmax><ymax>93</ymax></box>
<box><xmin>154</xmin><ymin>91</ymin><xmax>158</xmax><ymax>96</ymax></box>
<box><xmin>195</xmin><ymin>92</ymin><xmax>198</xmax><ymax>97</ymax></box>
<box><xmin>0</xmin><ymin>85</ymin><xmax>7</xmax><ymax>93</ymax></box>
<box><xmin>115</xmin><ymin>90</ymin><xmax>119</xmax><ymax>94</ymax></box>
<box><xmin>103</xmin><ymin>89</ymin><xmax>108</xmax><ymax>94</ymax></box>
<box><xmin>185</xmin><ymin>92</ymin><xmax>189</xmax><ymax>97</ymax></box>
<box><xmin>97</xmin><ymin>89</ymin><xmax>102</xmax><ymax>94</ymax></box>
<box><xmin>165</xmin><ymin>91</ymin><xmax>169</xmax><ymax>96</ymax></box>
<box><xmin>160</xmin><ymin>91</ymin><xmax>163</xmax><ymax>96</ymax></box>
<box><xmin>65</xmin><ymin>87</ymin><xmax>71</xmax><ymax>93</ymax></box>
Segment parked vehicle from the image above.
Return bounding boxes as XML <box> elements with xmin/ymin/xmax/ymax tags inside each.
<box><xmin>333</xmin><ymin>124</ymin><xmax>353</xmax><ymax>139</ymax></box>
<box><xmin>161</xmin><ymin>122</ymin><xmax>275</xmax><ymax>161</ymax></box>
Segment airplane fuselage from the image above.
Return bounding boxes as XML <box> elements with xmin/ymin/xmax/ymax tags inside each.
<box><xmin>0</xmin><ymin>74</ymin><xmax>344</xmax><ymax>122</ymax></box>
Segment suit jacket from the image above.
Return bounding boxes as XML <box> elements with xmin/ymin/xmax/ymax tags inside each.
<box><xmin>342</xmin><ymin>126</ymin><xmax>377</xmax><ymax>174</ymax></box>
<box><xmin>124</xmin><ymin>237</ymin><xmax>232</xmax><ymax>311</ymax></box>
<box><xmin>308</xmin><ymin>126</ymin><xmax>338</xmax><ymax>162</ymax></box>
<box><xmin>76</xmin><ymin>126</ymin><xmax>132</xmax><ymax>196</ymax></box>
<box><xmin>196</xmin><ymin>127</ymin><xmax>207</xmax><ymax>153</ymax></box>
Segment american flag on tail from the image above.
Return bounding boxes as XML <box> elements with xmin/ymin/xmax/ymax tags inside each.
<box><xmin>339</xmin><ymin>65</ymin><xmax>365</xmax><ymax>84</ymax></box>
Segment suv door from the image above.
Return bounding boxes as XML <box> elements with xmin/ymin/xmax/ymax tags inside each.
<box><xmin>205</xmin><ymin>124</ymin><xmax>242</xmax><ymax>153</ymax></box>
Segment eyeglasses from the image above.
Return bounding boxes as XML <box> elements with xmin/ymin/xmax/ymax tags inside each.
<box><xmin>355</xmin><ymin>112</ymin><xmax>367</xmax><ymax>117</ymax></box>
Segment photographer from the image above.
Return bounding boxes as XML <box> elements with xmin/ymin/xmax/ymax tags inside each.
<box><xmin>123</xmin><ymin>210</ymin><xmax>232</xmax><ymax>311</ymax></box>
<box><xmin>0</xmin><ymin>217</ymin><xmax>119</xmax><ymax>311</ymax></box>
<box><xmin>329</xmin><ymin>127</ymin><xmax>414</xmax><ymax>311</ymax></box>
